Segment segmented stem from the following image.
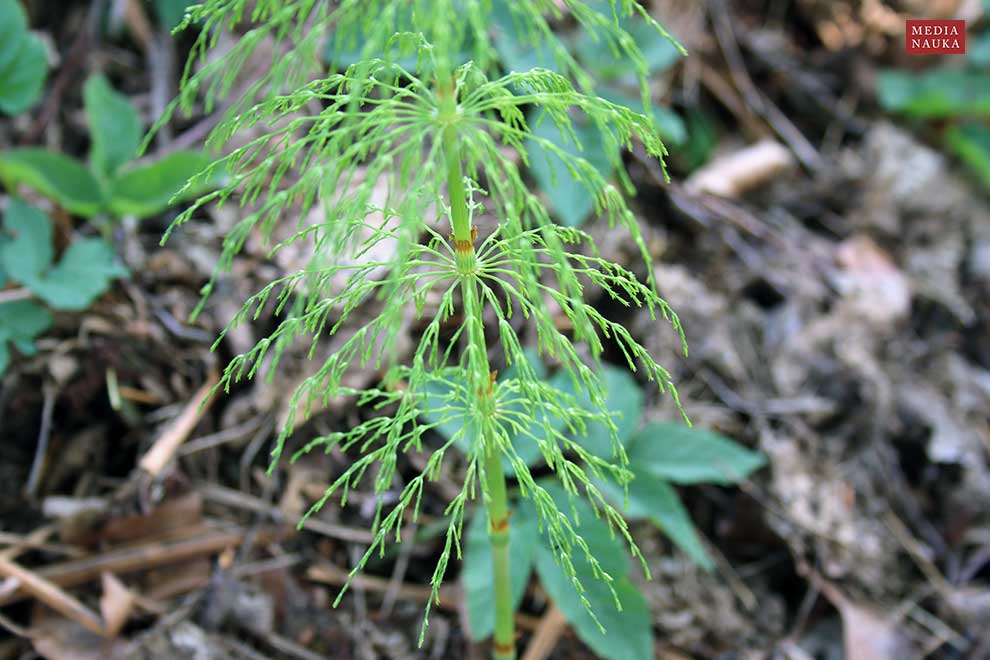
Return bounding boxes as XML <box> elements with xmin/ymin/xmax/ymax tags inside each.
<box><xmin>441</xmin><ymin>79</ymin><xmax>516</xmax><ymax>660</ymax></box>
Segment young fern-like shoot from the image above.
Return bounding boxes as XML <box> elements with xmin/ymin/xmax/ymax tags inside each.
<box><xmin>163</xmin><ymin>1</ymin><xmax>687</xmax><ymax>657</ymax></box>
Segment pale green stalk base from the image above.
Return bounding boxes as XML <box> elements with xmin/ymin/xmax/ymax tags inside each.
<box><xmin>484</xmin><ymin>444</ymin><xmax>515</xmax><ymax>660</ymax></box>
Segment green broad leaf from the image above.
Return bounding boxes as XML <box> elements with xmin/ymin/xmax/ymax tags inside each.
<box><xmin>599</xmin><ymin>88</ymin><xmax>686</xmax><ymax>146</ymax></box>
<box><xmin>677</xmin><ymin>109</ymin><xmax>718</xmax><ymax>171</ymax></box>
<box><xmin>0</xmin><ymin>0</ymin><xmax>29</xmax><ymax>70</ymax></box>
<box><xmin>420</xmin><ymin>369</ymin><xmax>479</xmax><ymax>453</ymax></box>
<box><xmin>426</xmin><ymin>350</ymin><xmax>548</xmax><ymax>470</ymax></box>
<box><xmin>650</xmin><ymin>105</ymin><xmax>687</xmax><ymax>147</ymax></box>
<box><xmin>596</xmin><ymin>469</ymin><xmax>713</xmax><ymax>569</ymax></box>
<box><xmin>0</xmin><ymin>300</ymin><xmax>53</xmax><ymax>374</ymax></box>
<box><xmin>573</xmin><ymin>16</ymin><xmax>682</xmax><ymax>81</ymax></box>
<box><xmin>531</xmin><ymin>481</ymin><xmax>653</xmax><ymax>658</ymax></box>
<box><xmin>0</xmin><ymin>237</ymin><xmax>7</xmax><ymax>287</ymax></box>
<box><xmin>108</xmin><ymin>150</ymin><xmax>217</xmax><ymax>218</ymax></box>
<box><xmin>563</xmin><ymin>364</ymin><xmax>643</xmax><ymax>460</ymax></box>
<box><xmin>970</xmin><ymin>33</ymin><xmax>990</xmax><ymax>67</ymax></box>
<box><xmin>526</xmin><ymin>113</ymin><xmax>615</xmax><ymax>227</ymax></box>
<box><xmin>462</xmin><ymin>502</ymin><xmax>538</xmax><ymax>640</ymax></box>
<box><xmin>0</xmin><ymin>0</ymin><xmax>48</xmax><ymax>115</ymax></box>
<box><xmin>1</xmin><ymin>199</ymin><xmax>53</xmax><ymax>283</ymax></box>
<box><xmin>0</xmin><ymin>31</ymin><xmax>46</xmax><ymax>115</ymax></box>
<box><xmin>0</xmin><ymin>149</ymin><xmax>105</xmax><ymax>217</ymax></box>
<box><xmin>489</xmin><ymin>0</ymin><xmax>557</xmax><ymax>73</ymax></box>
<box><xmin>84</xmin><ymin>74</ymin><xmax>142</xmax><ymax>177</ymax></box>
<box><xmin>11</xmin><ymin>336</ymin><xmax>36</xmax><ymax>355</ymax></box>
<box><xmin>535</xmin><ymin>559</ymin><xmax>652</xmax><ymax>660</ymax></box>
<box><xmin>153</xmin><ymin>0</ymin><xmax>192</xmax><ymax>30</ymax></box>
<box><xmin>536</xmin><ymin>480</ymin><xmax>629</xmax><ymax>577</ymax></box>
<box><xmin>630</xmin><ymin>21</ymin><xmax>684</xmax><ymax>73</ymax></box>
<box><xmin>877</xmin><ymin>69</ymin><xmax>990</xmax><ymax>119</ymax></box>
<box><xmin>947</xmin><ymin>122</ymin><xmax>990</xmax><ymax>189</ymax></box>
<box><xmin>495</xmin><ymin>348</ymin><xmax>551</xmax><ymax>468</ymax></box>
<box><xmin>323</xmin><ymin>7</ymin><xmax>421</xmax><ymax>71</ymax></box>
<box><xmin>627</xmin><ymin>422</ymin><xmax>765</xmax><ymax>485</ymax></box>
<box><xmin>547</xmin><ymin>568</ymin><xmax>651</xmax><ymax>650</ymax></box>
<box><xmin>29</xmin><ymin>238</ymin><xmax>127</xmax><ymax>310</ymax></box>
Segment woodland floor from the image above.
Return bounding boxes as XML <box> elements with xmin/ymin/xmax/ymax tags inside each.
<box><xmin>2</xmin><ymin>1</ymin><xmax>990</xmax><ymax>659</ymax></box>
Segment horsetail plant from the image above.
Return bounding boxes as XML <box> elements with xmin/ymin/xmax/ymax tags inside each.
<box><xmin>160</xmin><ymin>1</ymin><xmax>688</xmax><ymax>657</ymax></box>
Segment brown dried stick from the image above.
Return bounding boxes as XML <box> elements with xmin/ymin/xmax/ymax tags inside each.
<box><xmin>0</xmin><ymin>556</ymin><xmax>104</xmax><ymax>636</ymax></box>
<box><xmin>0</xmin><ymin>528</ymin><xmax>245</xmax><ymax>607</ymax></box>
<box><xmin>139</xmin><ymin>373</ymin><xmax>219</xmax><ymax>477</ymax></box>
<box><xmin>684</xmin><ymin>139</ymin><xmax>796</xmax><ymax>198</ymax></box>
<box><xmin>199</xmin><ymin>483</ymin><xmax>377</xmax><ymax>545</ymax></box>
<box><xmin>521</xmin><ymin>604</ymin><xmax>568</xmax><ymax>660</ymax></box>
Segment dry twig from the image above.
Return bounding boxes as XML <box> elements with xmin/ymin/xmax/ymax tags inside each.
<box><xmin>139</xmin><ymin>372</ymin><xmax>219</xmax><ymax>477</ymax></box>
<box><xmin>0</xmin><ymin>556</ymin><xmax>104</xmax><ymax>636</ymax></box>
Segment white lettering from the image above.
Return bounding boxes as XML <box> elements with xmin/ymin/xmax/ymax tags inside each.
<box><xmin>910</xmin><ymin>24</ymin><xmax>960</xmax><ymax>37</ymax></box>
<box><xmin>912</xmin><ymin>37</ymin><xmax>961</xmax><ymax>49</ymax></box>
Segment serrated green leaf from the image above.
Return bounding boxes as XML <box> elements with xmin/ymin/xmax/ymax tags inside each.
<box><xmin>84</xmin><ymin>74</ymin><xmax>142</xmax><ymax>177</ymax></box>
<box><xmin>628</xmin><ymin>422</ymin><xmax>765</xmax><ymax>485</ymax></box>
<box><xmin>596</xmin><ymin>469</ymin><xmax>713</xmax><ymax>569</ymax></box>
<box><xmin>526</xmin><ymin>113</ymin><xmax>615</xmax><ymax>227</ymax></box>
<box><xmin>1</xmin><ymin>198</ymin><xmax>53</xmax><ymax>282</ymax></box>
<box><xmin>108</xmin><ymin>150</ymin><xmax>219</xmax><ymax>218</ymax></box>
<box><xmin>0</xmin><ymin>149</ymin><xmax>105</xmax><ymax>217</ymax></box>
<box><xmin>463</xmin><ymin>502</ymin><xmax>537</xmax><ymax>640</ymax></box>
<box><xmin>947</xmin><ymin>122</ymin><xmax>990</xmax><ymax>189</ymax></box>
<box><xmin>29</xmin><ymin>238</ymin><xmax>127</xmax><ymax>310</ymax></box>
<box><xmin>0</xmin><ymin>0</ymin><xmax>47</xmax><ymax>115</ymax></box>
<box><xmin>0</xmin><ymin>300</ymin><xmax>53</xmax><ymax>374</ymax></box>
<box><xmin>877</xmin><ymin>69</ymin><xmax>990</xmax><ymax>119</ymax></box>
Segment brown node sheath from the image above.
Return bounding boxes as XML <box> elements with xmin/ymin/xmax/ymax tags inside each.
<box><xmin>493</xmin><ymin>641</ymin><xmax>515</xmax><ymax>655</ymax></box>
<box><xmin>450</xmin><ymin>227</ymin><xmax>478</xmax><ymax>255</ymax></box>
<box><xmin>490</xmin><ymin>515</ymin><xmax>510</xmax><ymax>533</ymax></box>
